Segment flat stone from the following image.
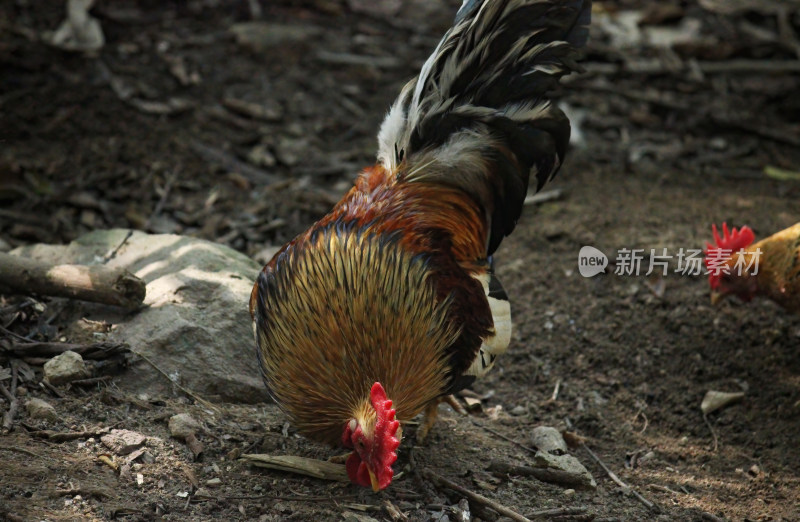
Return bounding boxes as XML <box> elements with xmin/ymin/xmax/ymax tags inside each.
<box><xmin>531</xmin><ymin>426</ymin><xmax>568</xmax><ymax>455</ymax></box>
<box><xmin>534</xmin><ymin>451</ymin><xmax>597</xmax><ymax>489</ymax></box>
<box><xmin>169</xmin><ymin>413</ymin><xmax>200</xmax><ymax>439</ymax></box>
<box><xmin>11</xmin><ymin>230</ymin><xmax>265</xmax><ymax>402</ymax></box>
<box><xmin>101</xmin><ymin>429</ymin><xmax>147</xmax><ymax>455</ymax></box>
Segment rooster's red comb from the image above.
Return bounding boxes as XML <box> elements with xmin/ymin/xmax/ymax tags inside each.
<box><xmin>704</xmin><ymin>223</ymin><xmax>755</xmax><ymax>289</ymax></box>
<box><xmin>370</xmin><ymin>382</ymin><xmax>400</xmax><ymax>490</ymax></box>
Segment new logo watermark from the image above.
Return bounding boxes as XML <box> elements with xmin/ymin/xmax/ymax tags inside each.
<box><xmin>578</xmin><ymin>246</ymin><xmax>608</xmax><ymax>278</ymax></box>
<box><xmin>577</xmin><ymin>247</ymin><xmax>761</xmax><ymax>278</ymax></box>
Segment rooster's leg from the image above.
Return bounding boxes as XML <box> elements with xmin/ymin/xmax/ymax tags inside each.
<box><xmin>444</xmin><ymin>394</ymin><xmax>468</xmax><ymax>416</ymax></box>
<box><xmin>416</xmin><ymin>401</ymin><xmax>440</xmax><ymax>444</ymax></box>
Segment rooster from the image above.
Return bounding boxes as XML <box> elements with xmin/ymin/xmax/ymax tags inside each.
<box><xmin>250</xmin><ymin>0</ymin><xmax>591</xmax><ymax>491</ymax></box>
<box><xmin>705</xmin><ymin>222</ymin><xmax>800</xmax><ymax>313</ymax></box>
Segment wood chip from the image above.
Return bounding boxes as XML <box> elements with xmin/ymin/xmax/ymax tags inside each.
<box><xmin>240</xmin><ymin>454</ymin><xmax>349</xmax><ymax>482</ymax></box>
<box><xmin>701</xmin><ymin>391</ymin><xmax>745</xmax><ymax>415</ymax></box>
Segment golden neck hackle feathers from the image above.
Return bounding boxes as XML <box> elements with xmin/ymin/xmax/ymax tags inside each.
<box><xmin>255</xmin><ymin>226</ymin><xmax>461</xmax><ymax>445</ymax></box>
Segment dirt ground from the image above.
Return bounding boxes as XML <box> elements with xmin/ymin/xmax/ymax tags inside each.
<box><xmin>2</xmin><ymin>1</ymin><xmax>800</xmax><ymax>521</ymax></box>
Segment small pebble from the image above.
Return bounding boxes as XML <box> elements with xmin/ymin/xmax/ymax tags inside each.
<box><xmin>509</xmin><ymin>405</ymin><xmax>527</xmax><ymax>416</ymax></box>
<box><xmin>26</xmin><ymin>397</ymin><xmax>58</xmax><ymax>422</ymax></box>
<box><xmin>563</xmin><ymin>488</ymin><xmax>576</xmax><ymax>496</ymax></box>
<box><xmin>169</xmin><ymin>413</ymin><xmax>201</xmax><ymax>439</ymax></box>
<box><xmin>206</xmin><ymin>478</ymin><xmax>222</xmax><ymax>487</ymax></box>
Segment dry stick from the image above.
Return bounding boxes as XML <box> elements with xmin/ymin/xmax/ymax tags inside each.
<box><xmin>550</xmin><ymin>379</ymin><xmax>562</xmax><ymax>401</ymax></box>
<box><xmin>0</xmin><ymin>325</ymin><xmax>32</xmax><ymax>343</ymax></box>
<box><xmin>529</xmin><ymin>506</ymin><xmax>589</xmax><ymax>518</ymax></box>
<box><xmin>133</xmin><ymin>350</ymin><xmax>220</xmax><ymax>413</ymax></box>
<box><xmin>423</xmin><ymin>469</ymin><xmax>532</xmax><ymax>522</ymax></box>
<box><xmin>103</xmin><ymin>230</ymin><xmax>134</xmax><ymax>264</ymax></box>
<box><xmin>1</xmin><ymin>364</ymin><xmax>19</xmax><ymax>433</ymax></box>
<box><xmin>69</xmin><ymin>375</ymin><xmax>113</xmax><ymax>387</ymax></box>
<box><xmin>580</xmin><ymin>443</ymin><xmax>657</xmax><ymax>512</ymax></box>
<box><xmin>0</xmin><ymin>445</ymin><xmax>48</xmax><ymax>459</ymax></box>
<box><xmin>382</xmin><ymin>499</ymin><xmax>409</xmax><ymax>522</ymax></box>
<box><xmin>0</xmin><ymin>252</ymin><xmax>145</xmax><ymax>310</ymax></box>
<box><xmin>145</xmin><ymin>172</ymin><xmax>177</xmax><ymax>231</ymax></box>
<box><xmin>703</xmin><ymin>414</ymin><xmax>719</xmax><ymax>452</ymax></box>
<box><xmin>1</xmin><ymin>341</ymin><xmax>129</xmax><ymax>359</ymax></box>
<box><xmin>563</xmin><ymin>417</ymin><xmax>657</xmax><ymax>511</ymax></box>
<box><xmin>470</xmin><ymin>419</ymin><xmax>538</xmax><ymax>453</ymax></box>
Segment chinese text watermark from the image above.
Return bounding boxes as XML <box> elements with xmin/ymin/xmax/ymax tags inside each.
<box><xmin>578</xmin><ymin>246</ymin><xmax>761</xmax><ymax>278</ymax></box>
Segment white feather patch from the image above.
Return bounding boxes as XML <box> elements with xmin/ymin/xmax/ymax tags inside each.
<box><xmin>466</xmin><ymin>272</ymin><xmax>511</xmax><ymax>378</ymax></box>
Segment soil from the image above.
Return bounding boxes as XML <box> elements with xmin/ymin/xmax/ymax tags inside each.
<box><xmin>1</xmin><ymin>1</ymin><xmax>800</xmax><ymax>521</ymax></box>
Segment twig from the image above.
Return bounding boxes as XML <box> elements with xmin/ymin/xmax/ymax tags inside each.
<box><xmin>132</xmin><ymin>350</ymin><xmax>220</xmax><ymax>413</ymax></box>
<box><xmin>0</xmin><ymin>325</ymin><xmax>32</xmax><ymax>343</ymax></box>
<box><xmin>550</xmin><ymin>379</ymin><xmax>562</xmax><ymax>401</ymax></box>
<box><xmin>102</xmin><ymin>230</ymin><xmax>134</xmax><ymax>264</ymax></box>
<box><xmin>383</xmin><ymin>499</ymin><xmax>409</xmax><ymax>522</ymax></box>
<box><xmin>529</xmin><ymin>506</ymin><xmax>588</xmax><ymax>518</ymax></box>
<box><xmin>223</xmin><ymin>493</ymin><xmax>357</xmax><ymax>501</ymax></box>
<box><xmin>0</xmin><ymin>445</ymin><xmax>48</xmax><ymax>459</ymax></box>
<box><xmin>1</xmin><ymin>341</ymin><xmax>130</xmax><ymax>360</ymax></box>
<box><xmin>423</xmin><ymin>469</ymin><xmax>531</xmax><ymax>522</ymax></box>
<box><xmin>145</xmin><ymin>171</ymin><xmax>177</xmax><ymax>231</ymax></box>
<box><xmin>524</xmin><ymin>189</ymin><xmax>564</xmax><ymax>206</ymax></box>
<box><xmin>69</xmin><ymin>375</ymin><xmax>113</xmax><ymax>387</ymax></box>
<box><xmin>579</xmin><ymin>443</ymin><xmax>657</xmax><ymax>511</ymax></box>
<box><xmin>471</xmin><ymin>419</ymin><xmax>538</xmax><ymax>453</ymax></box>
<box><xmin>30</xmin><ymin>428</ymin><xmax>111</xmax><ymax>442</ymax></box>
<box><xmin>39</xmin><ymin>380</ymin><xmax>65</xmax><ymax>398</ymax></box>
<box><xmin>1</xmin><ymin>364</ymin><xmax>19</xmax><ymax>433</ymax></box>
<box><xmin>0</xmin><ymin>252</ymin><xmax>145</xmax><ymax>310</ymax></box>
<box><xmin>647</xmin><ymin>483</ymin><xmax>683</xmax><ymax>495</ymax></box>
<box><xmin>703</xmin><ymin>414</ymin><xmax>719</xmax><ymax>452</ymax></box>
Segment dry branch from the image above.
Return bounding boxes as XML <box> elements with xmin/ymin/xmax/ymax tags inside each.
<box><xmin>1</xmin><ymin>364</ymin><xmax>19</xmax><ymax>433</ymax></box>
<box><xmin>241</xmin><ymin>454</ymin><xmax>349</xmax><ymax>482</ymax></box>
<box><xmin>1</xmin><ymin>341</ymin><xmax>130</xmax><ymax>360</ymax></box>
<box><xmin>0</xmin><ymin>253</ymin><xmax>145</xmax><ymax>310</ymax></box>
<box><xmin>423</xmin><ymin>469</ymin><xmax>532</xmax><ymax>522</ymax></box>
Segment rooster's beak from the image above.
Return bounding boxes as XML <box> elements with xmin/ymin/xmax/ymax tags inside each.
<box><xmin>710</xmin><ymin>291</ymin><xmax>723</xmax><ymax>305</ymax></box>
<box><xmin>368</xmin><ymin>470</ymin><xmax>380</xmax><ymax>492</ymax></box>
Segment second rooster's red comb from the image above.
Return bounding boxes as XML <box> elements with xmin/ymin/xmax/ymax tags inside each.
<box><xmin>706</xmin><ymin>223</ymin><xmax>755</xmax><ymax>254</ymax></box>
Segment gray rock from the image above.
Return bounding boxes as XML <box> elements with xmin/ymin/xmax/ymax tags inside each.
<box><xmin>101</xmin><ymin>429</ymin><xmax>147</xmax><ymax>455</ymax></box>
<box><xmin>11</xmin><ymin>229</ymin><xmax>265</xmax><ymax>402</ymax></box>
<box><xmin>534</xmin><ymin>451</ymin><xmax>597</xmax><ymax>489</ymax></box>
<box><xmin>25</xmin><ymin>397</ymin><xmax>58</xmax><ymax>421</ymax></box>
<box><xmin>531</xmin><ymin>426</ymin><xmax>568</xmax><ymax>455</ymax></box>
<box><xmin>43</xmin><ymin>351</ymin><xmax>90</xmax><ymax>385</ymax></box>
<box><xmin>169</xmin><ymin>413</ymin><xmax>201</xmax><ymax>439</ymax></box>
